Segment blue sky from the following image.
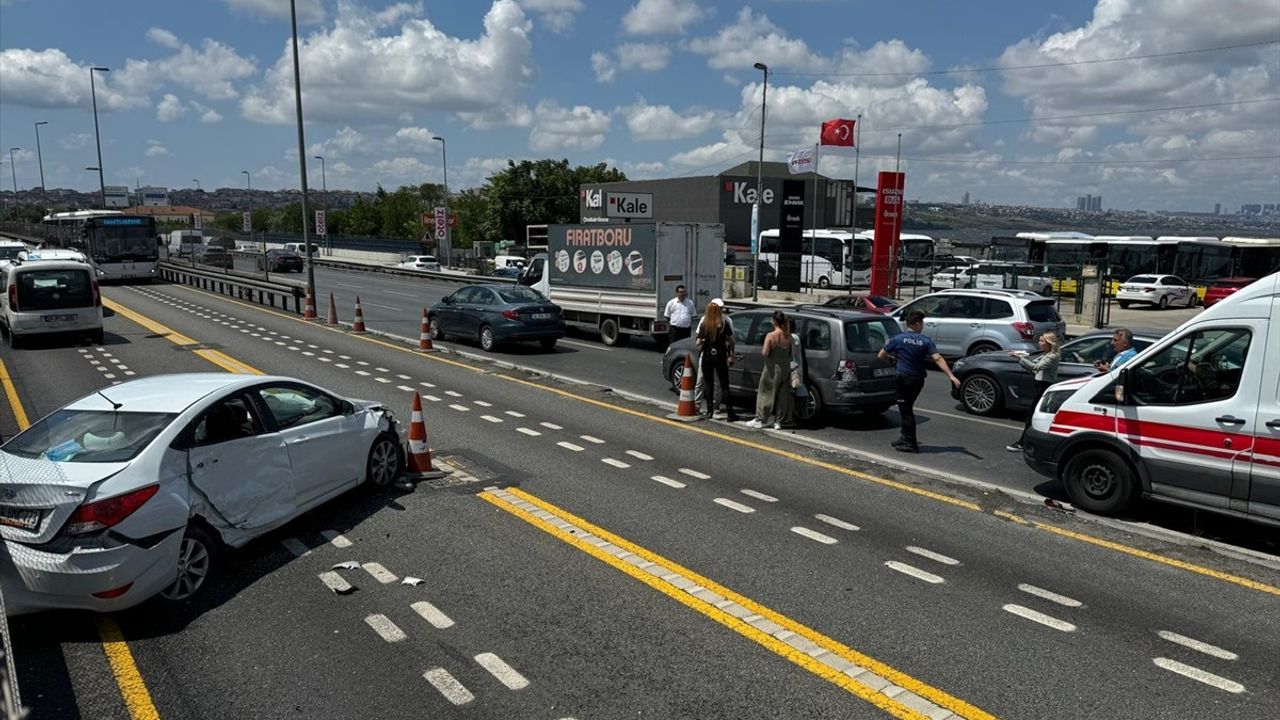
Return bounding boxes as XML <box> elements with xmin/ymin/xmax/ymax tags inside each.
<box><xmin>1</xmin><ymin>0</ymin><xmax>1276</xmax><ymax>211</ymax></box>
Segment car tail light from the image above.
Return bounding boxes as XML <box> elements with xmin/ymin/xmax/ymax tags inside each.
<box><xmin>91</xmin><ymin>583</ymin><xmax>134</xmax><ymax>599</ymax></box>
<box><xmin>91</xmin><ymin>279</ymin><xmax>101</xmax><ymax>307</ymax></box>
<box><xmin>1012</xmin><ymin>321</ymin><xmax>1036</xmax><ymax>340</ymax></box>
<box><xmin>502</xmin><ymin>309</ymin><xmax>520</xmax><ymax>320</ymax></box>
<box><xmin>64</xmin><ymin>485</ymin><xmax>159</xmax><ymax>535</ymax></box>
<box><xmin>1143</xmin><ymin>288</ymin><xmax>1155</xmax><ymax>293</ymax></box>
<box><xmin>6</xmin><ymin>284</ymin><xmax>16</xmax><ymax>312</ymax></box>
<box><xmin>834</xmin><ymin>359</ymin><xmax>857</xmax><ymax>381</ymax></box>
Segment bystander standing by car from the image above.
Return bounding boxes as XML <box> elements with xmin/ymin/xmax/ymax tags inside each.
<box><xmin>1006</xmin><ymin>332</ymin><xmax>1060</xmax><ymax>452</ymax></box>
<box><xmin>695</xmin><ymin>301</ymin><xmax>738</xmax><ymax>421</ymax></box>
<box><xmin>664</xmin><ymin>284</ymin><xmax>695</xmax><ymax>342</ymax></box>
<box><xmin>746</xmin><ymin>311</ymin><xmax>793</xmax><ymax>430</ymax></box>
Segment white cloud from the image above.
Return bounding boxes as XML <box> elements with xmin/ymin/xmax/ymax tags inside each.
<box><xmin>529</xmin><ymin>101</ymin><xmax>611</xmax><ymax>151</ymax></box>
<box><xmin>242</xmin><ymin>1</ymin><xmax>534</xmax><ymax>124</ymax></box>
<box><xmin>117</xmin><ymin>166</ymin><xmax>146</xmax><ymax>182</ymax></box>
<box><xmin>393</xmin><ymin>126</ymin><xmax>440</xmax><ymax>150</ymax></box>
<box><xmin>307</xmin><ymin>126</ymin><xmax>367</xmax><ymax>159</ymax></box>
<box><xmin>687</xmin><ymin>7</ymin><xmax>826</xmax><ymax>72</ymax></box>
<box><xmin>617</xmin><ymin>43</ymin><xmax>671</xmax><ymax>71</ymax></box>
<box><xmin>59</xmin><ymin>133</ymin><xmax>93</xmax><ymax>151</ymax></box>
<box><xmin>623</xmin><ymin>0</ymin><xmax>708</xmax><ymax>36</ymax></box>
<box><xmin>0</xmin><ymin>48</ymin><xmax>148</xmax><ymax>110</ymax></box>
<box><xmin>144</xmin><ymin>140</ymin><xmax>172</xmax><ymax>158</ymax></box>
<box><xmin>191</xmin><ymin>101</ymin><xmax>224</xmax><ymax>123</ymax></box>
<box><xmin>623</xmin><ymin>101</ymin><xmax>718</xmax><ymax>141</ymax></box>
<box><xmin>459</xmin><ymin>104</ymin><xmax>535</xmax><ymax>130</ymax></box>
<box><xmin>591</xmin><ymin>52</ymin><xmax>617</xmax><ymax>83</ymax></box>
<box><xmin>140</xmin><ymin>36</ymin><xmax>257</xmax><ymax>101</ymax></box>
<box><xmin>146</xmin><ymin>27</ymin><xmax>182</xmax><ymax>50</ymax></box>
<box><xmin>223</xmin><ymin>0</ymin><xmax>325</xmax><ymax>24</ymax></box>
<box><xmin>156</xmin><ymin>93</ymin><xmax>187</xmax><ymax>122</ymax></box>
<box><xmin>521</xmin><ymin>0</ymin><xmax>584</xmax><ymax>33</ymax></box>
<box><xmin>371</xmin><ymin>157</ymin><xmax>434</xmax><ymax>181</ymax></box>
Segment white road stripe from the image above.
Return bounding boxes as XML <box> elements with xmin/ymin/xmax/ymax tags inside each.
<box><xmin>323</xmin><ymin>349</ymin><xmax>334</xmax><ymax>354</ymax></box>
<box><xmin>740</xmin><ymin>489</ymin><xmax>778</xmax><ymax>502</ymax></box>
<box><xmin>474</xmin><ymin>652</ymin><xmax>529</xmax><ymax>690</ymax></box>
<box><xmin>906</xmin><ymin>546</ymin><xmax>961</xmax><ymax>566</ymax></box>
<box><xmin>445</xmin><ymin>390</ymin><xmax>463</xmax><ymax>397</ymax></box>
<box><xmin>652</xmin><ymin>475</ymin><xmax>686</xmax><ymax>488</ymax></box>
<box><xmin>679</xmin><ymin>468</ymin><xmax>710</xmax><ymax>480</ymax></box>
<box><xmin>365</xmin><ymin>614</ymin><xmax>407</xmax><ymax>643</ymax></box>
<box><xmin>317</xmin><ymin>571</ymin><xmax>353</xmax><ymax>593</ymax></box>
<box><xmin>334</xmin><ymin>363</ymin><xmax>349</xmax><ymax>368</ymax></box>
<box><xmin>1157</xmin><ymin>631</ymin><xmax>1238</xmax><ymax>660</ymax></box>
<box><xmin>1153</xmin><ymin>658</ymin><xmax>1245</xmax><ymax>693</ymax></box>
<box><xmin>601</xmin><ymin>458</ymin><xmax>631</xmax><ymax>469</ymax></box>
<box><xmin>281</xmin><ymin>538</ymin><xmax>310</xmax><ymax>556</ymax></box>
<box><xmin>420</xmin><ymin>381</ymin><xmax>436</xmax><ymax>387</ymax></box>
<box><xmin>625</xmin><ymin>450</ymin><xmax>653</xmax><ymax>461</ymax></box>
<box><xmin>356</xmin><ymin>361</ymin><xmax>369</xmax><ymax>366</ymax></box>
<box><xmin>424</xmin><ymin>394</ymin><xmax>441</xmax><ymax>402</ymax></box>
<box><xmin>580</xmin><ymin>435</ymin><xmax>605</xmax><ymax>444</ymax></box>
<box><xmin>375</xmin><ymin>367</ymin><xmax>389</xmax><ymax>373</ymax></box>
<box><xmin>517</xmin><ymin>427</ymin><xmax>542</xmax><ymax>436</ymax></box>
<box><xmin>473</xmin><ymin>400</ymin><xmax>493</xmax><ymax>407</ymax></box>
<box><xmin>714</xmin><ymin>498</ymin><xmax>756</xmax><ymax>514</ymax></box>
<box><xmin>1001</xmin><ymin>603</ymin><xmax>1076</xmax><ymax>632</ymax></box>
<box><xmin>397</xmin><ymin>385</ymin><xmax>415</xmax><ymax>392</ymax></box>
<box><xmin>814</xmin><ymin>514</ymin><xmax>860</xmax><ymax>531</ymax></box>
<box><xmin>375</xmin><ymin>378</ymin><xmax>391</xmax><ymax>384</ymax></box>
<box><xmin>423</xmin><ymin>668</ymin><xmax>474</xmax><ymax>705</ymax></box>
<box><xmin>449</xmin><ymin>404</ymin><xmax>471</xmax><ymax>412</ymax></box>
<box><xmin>481</xmin><ymin>415</ymin><xmax>504</xmax><ymax>424</ymax></box>
<box><xmin>362</xmin><ymin>562</ymin><xmax>398</xmax><ymax>584</ymax></box>
<box><xmin>397</xmin><ymin>373</ymin><xmax>411</xmax><ymax>379</ymax></box>
<box><xmin>1018</xmin><ymin>583</ymin><xmax>1083</xmax><ymax>608</ymax></box>
<box><xmin>320</xmin><ymin>530</ymin><xmax>352</xmax><ymax>548</ymax></box>
<box><xmin>539</xmin><ymin>421</ymin><xmax>563</xmax><ymax>430</ymax></box>
<box><xmin>504</xmin><ymin>410</ymin><xmax>525</xmax><ymax>417</ymax></box>
<box><xmin>411</xmin><ymin>600</ymin><xmax>455</xmax><ymax>629</ymax></box>
<box><xmin>355</xmin><ymin>370</ymin><xmax>371</xmax><ymax>376</ymax></box>
<box><xmin>885</xmin><ymin>561</ymin><xmax>945</xmax><ymax>585</ymax></box>
<box><xmin>791</xmin><ymin>527</ymin><xmax>838</xmax><ymax>544</ymax></box>
<box><xmin>557</xmin><ymin>441</ymin><xmax>584</xmax><ymax>452</ymax></box>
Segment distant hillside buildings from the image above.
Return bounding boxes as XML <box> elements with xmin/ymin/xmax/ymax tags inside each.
<box><xmin>1076</xmin><ymin>194</ymin><xmax>1103</xmax><ymax>212</ymax></box>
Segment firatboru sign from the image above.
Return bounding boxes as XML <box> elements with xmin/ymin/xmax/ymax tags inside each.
<box><xmin>605</xmin><ymin>191</ymin><xmax>653</xmax><ymax>219</ymax></box>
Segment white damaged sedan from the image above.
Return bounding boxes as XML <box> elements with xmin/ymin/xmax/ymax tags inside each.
<box><xmin>0</xmin><ymin>374</ymin><xmax>403</xmax><ymax>614</ymax></box>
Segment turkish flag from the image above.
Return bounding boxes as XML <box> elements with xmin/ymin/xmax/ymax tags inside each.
<box><xmin>820</xmin><ymin>118</ymin><xmax>856</xmax><ymax>147</ymax></box>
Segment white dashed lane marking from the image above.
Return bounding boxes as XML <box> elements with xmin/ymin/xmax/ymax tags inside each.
<box><xmin>791</xmin><ymin>527</ymin><xmax>838</xmax><ymax>544</ymax></box>
<box><xmin>906</xmin><ymin>546</ymin><xmax>961</xmax><ymax>566</ymax></box>
<box><xmin>1018</xmin><ymin>583</ymin><xmax>1082</xmax><ymax>608</ymax></box>
<box><xmin>503</xmin><ymin>410</ymin><xmax>524</xmax><ymax>417</ymax></box>
<box><xmin>517</xmin><ymin>427</ymin><xmax>542</xmax><ymax>437</ymax></box>
<box><xmin>481</xmin><ymin>415</ymin><xmax>504</xmax><ymax>424</ymax></box>
<box><xmin>580</xmin><ymin>435</ymin><xmax>605</xmax><ymax>444</ymax></box>
<box><xmin>362</xmin><ymin>562</ymin><xmax>398</xmax><ymax>584</ymax></box>
<box><xmin>679</xmin><ymin>468</ymin><xmax>710</xmax><ymax>480</ymax></box>
<box><xmin>601</xmin><ymin>458</ymin><xmax>630</xmax><ymax>469</ymax></box>
<box><xmin>473</xmin><ymin>400</ymin><xmax>493</xmax><ymax>408</ymax></box>
<box><xmin>423</xmin><ymin>668</ymin><xmax>474</xmax><ymax>706</ymax></box>
<box><xmin>740</xmin><ymin>489</ymin><xmax>778</xmax><ymax>503</ymax></box>
<box><xmin>474</xmin><ymin>653</ymin><xmax>529</xmax><ymax>691</ymax></box>
<box><xmin>713</xmin><ymin>498</ymin><xmax>755</xmax><ymax>514</ymax></box>
<box><xmin>411</xmin><ymin>600</ymin><xmax>455</xmax><ymax>629</ymax></box>
<box><xmin>448</xmin><ymin>404</ymin><xmax>470</xmax><ymax>412</ymax></box>
<box><xmin>814</xmin><ymin>514</ymin><xmax>860</xmax><ymax>531</ymax></box>
<box><xmin>652</xmin><ymin>475</ymin><xmax>686</xmax><ymax>489</ymax></box>
<box><xmin>365</xmin><ymin>614</ymin><xmax>407</xmax><ymax>643</ymax></box>
<box><xmin>539</xmin><ymin>422</ymin><xmax>562</xmax><ymax>430</ymax></box>
<box><xmin>557</xmin><ymin>441</ymin><xmax>584</xmax><ymax>452</ymax></box>
<box><xmin>625</xmin><ymin>450</ymin><xmax>653</xmax><ymax>461</ymax></box>
<box><xmin>1157</xmin><ymin>631</ymin><xmax>1238</xmax><ymax>660</ymax></box>
<box><xmin>445</xmin><ymin>390</ymin><xmax>463</xmax><ymax>398</ymax></box>
<box><xmin>355</xmin><ymin>370</ymin><xmax>371</xmax><ymax>376</ymax></box>
<box><xmin>318</xmin><ymin>572</ymin><xmax>353</xmax><ymax>594</ymax></box>
<box><xmin>1001</xmin><ymin>604</ymin><xmax>1076</xmax><ymax>632</ymax></box>
<box><xmin>1152</xmin><ymin>658</ymin><xmax>1245</xmax><ymax>694</ymax></box>
<box><xmin>885</xmin><ymin>561</ymin><xmax>945</xmax><ymax>585</ymax></box>
<box><xmin>320</xmin><ymin>530</ymin><xmax>352</xmax><ymax>548</ymax></box>
<box><xmin>396</xmin><ymin>385</ymin><xmax>415</xmax><ymax>392</ymax></box>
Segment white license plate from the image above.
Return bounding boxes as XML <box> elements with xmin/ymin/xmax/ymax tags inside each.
<box><xmin>532</xmin><ymin>313</ymin><xmax>554</xmax><ymax>320</ymax></box>
<box><xmin>43</xmin><ymin>314</ymin><xmax>76</xmax><ymax>322</ymax></box>
<box><xmin>0</xmin><ymin>506</ymin><xmax>41</xmax><ymax>531</ymax></box>
<box><xmin>873</xmin><ymin>367</ymin><xmax>896</xmax><ymax>377</ymax></box>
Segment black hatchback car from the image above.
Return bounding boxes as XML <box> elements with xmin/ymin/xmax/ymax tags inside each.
<box><xmin>428</xmin><ymin>284</ymin><xmax>565</xmax><ymax>352</ymax></box>
<box><xmin>951</xmin><ymin>330</ymin><xmax>1162</xmax><ymax>416</ymax></box>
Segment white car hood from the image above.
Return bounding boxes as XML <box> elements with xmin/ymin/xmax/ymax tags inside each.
<box><xmin>0</xmin><ymin>452</ymin><xmax>129</xmax><ymax>544</ymax></box>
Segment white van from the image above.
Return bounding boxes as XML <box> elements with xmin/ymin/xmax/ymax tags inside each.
<box><xmin>0</xmin><ymin>239</ymin><xmax>29</xmax><ymax>264</ymax></box>
<box><xmin>283</xmin><ymin>242</ymin><xmax>321</xmax><ymax>256</ymax></box>
<box><xmin>494</xmin><ymin>255</ymin><xmax>527</xmax><ymax>271</ymax></box>
<box><xmin>1023</xmin><ymin>272</ymin><xmax>1279</xmax><ymax>526</ymax></box>
<box><xmin>1</xmin><ymin>260</ymin><xmax>104</xmax><ymax>348</ymax></box>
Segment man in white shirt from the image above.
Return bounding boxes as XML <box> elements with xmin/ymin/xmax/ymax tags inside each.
<box><xmin>694</xmin><ymin>298</ymin><xmax>735</xmax><ymax>414</ymax></box>
<box><xmin>664</xmin><ymin>285</ymin><xmax>695</xmax><ymax>342</ymax></box>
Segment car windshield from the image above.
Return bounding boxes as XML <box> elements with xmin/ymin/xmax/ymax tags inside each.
<box><xmin>496</xmin><ymin>286</ymin><xmax>547</xmax><ymax>303</ymax></box>
<box><xmin>1128</xmin><ymin>276</ymin><xmax>1157</xmax><ymax>284</ymax></box>
<box><xmin>1025</xmin><ymin>301</ymin><xmax>1061</xmax><ymax>322</ymax></box>
<box><xmin>844</xmin><ymin>319</ymin><xmax>899</xmax><ymax>352</ymax></box>
<box><xmin>3</xmin><ymin>409</ymin><xmax>176</xmax><ymax>463</ymax></box>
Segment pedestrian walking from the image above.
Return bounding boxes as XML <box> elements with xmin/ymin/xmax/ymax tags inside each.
<box><xmin>877</xmin><ymin>310</ymin><xmax>961</xmax><ymax>453</ymax></box>
<box><xmin>747</xmin><ymin>311</ymin><xmax>793</xmax><ymax>430</ymax></box>
<box><xmin>694</xmin><ymin>298</ymin><xmax>734</xmax><ymax>412</ymax></box>
<box><xmin>695</xmin><ymin>300</ymin><xmax>739</xmax><ymax>421</ymax></box>
<box><xmin>1092</xmin><ymin>327</ymin><xmax>1137</xmax><ymax>373</ymax></box>
<box><xmin>1006</xmin><ymin>331</ymin><xmax>1060</xmax><ymax>452</ymax></box>
<box><xmin>664</xmin><ymin>284</ymin><xmax>695</xmax><ymax>343</ymax></box>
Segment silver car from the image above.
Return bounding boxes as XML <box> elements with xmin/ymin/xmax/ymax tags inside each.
<box><xmin>890</xmin><ymin>288</ymin><xmax>1066</xmax><ymax>357</ymax></box>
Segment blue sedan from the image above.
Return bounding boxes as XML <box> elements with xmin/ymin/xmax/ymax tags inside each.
<box><xmin>428</xmin><ymin>284</ymin><xmax>565</xmax><ymax>352</ymax></box>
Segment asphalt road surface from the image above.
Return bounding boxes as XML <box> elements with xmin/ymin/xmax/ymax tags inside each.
<box><xmin>1</xmin><ymin>280</ymin><xmax>1278</xmax><ymax>719</ymax></box>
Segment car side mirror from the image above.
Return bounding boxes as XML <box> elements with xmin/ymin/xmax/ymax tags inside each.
<box><xmin>1115</xmin><ymin>368</ymin><xmax>1130</xmax><ymax>404</ymax></box>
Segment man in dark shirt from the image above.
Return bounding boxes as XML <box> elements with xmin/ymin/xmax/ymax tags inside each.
<box><xmin>878</xmin><ymin>310</ymin><xmax>961</xmax><ymax>453</ymax></box>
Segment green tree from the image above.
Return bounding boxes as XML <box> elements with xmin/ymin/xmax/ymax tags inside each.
<box><xmin>483</xmin><ymin>159</ymin><xmax>625</xmax><ymax>243</ymax></box>
<box><xmin>450</xmin><ymin>188</ymin><xmax>489</xmax><ymax>249</ymax></box>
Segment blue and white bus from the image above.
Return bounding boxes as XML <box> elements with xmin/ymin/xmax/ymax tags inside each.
<box><xmin>43</xmin><ymin>210</ymin><xmax>159</xmax><ymax>281</ymax></box>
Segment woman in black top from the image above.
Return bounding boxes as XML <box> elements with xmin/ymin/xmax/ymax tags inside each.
<box><xmin>696</xmin><ymin>301</ymin><xmax>739</xmax><ymax>421</ymax></box>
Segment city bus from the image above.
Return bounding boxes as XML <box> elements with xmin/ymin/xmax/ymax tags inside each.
<box><xmin>758</xmin><ymin>228</ymin><xmax>855</xmax><ymax>287</ymax></box>
<box><xmin>43</xmin><ymin>210</ymin><xmax>159</xmax><ymax>281</ymax></box>
<box><xmin>1172</xmin><ymin>237</ymin><xmax>1280</xmax><ymax>287</ymax></box>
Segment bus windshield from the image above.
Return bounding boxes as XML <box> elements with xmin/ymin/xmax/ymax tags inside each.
<box><xmin>88</xmin><ymin>224</ymin><xmax>158</xmax><ymax>263</ymax></box>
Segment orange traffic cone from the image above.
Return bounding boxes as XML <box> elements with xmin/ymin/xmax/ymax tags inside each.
<box><xmin>326</xmin><ymin>292</ymin><xmax>338</xmax><ymax>326</ymax></box>
<box><xmin>418</xmin><ymin>308</ymin><xmax>436</xmax><ymax>352</ymax></box>
<box><xmin>668</xmin><ymin>354</ymin><xmax>703</xmax><ymax>422</ymax></box>
<box><xmin>403</xmin><ymin>391</ymin><xmax>444</xmax><ymax>480</ymax></box>
<box><xmin>304</xmin><ymin>288</ymin><xmax>317</xmax><ymax>320</ymax></box>
<box><xmin>351</xmin><ymin>296</ymin><xmax>367</xmax><ymax>333</ymax></box>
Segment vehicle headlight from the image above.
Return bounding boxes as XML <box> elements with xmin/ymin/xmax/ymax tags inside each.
<box><xmin>1038</xmin><ymin>390</ymin><xmax>1074</xmax><ymax>415</ymax></box>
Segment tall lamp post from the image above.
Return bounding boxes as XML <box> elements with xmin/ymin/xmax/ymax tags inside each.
<box><xmin>241</xmin><ymin>169</ymin><xmax>255</xmax><ymax>255</ymax></box>
<box><xmin>192</xmin><ymin>178</ymin><xmax>201</xmax><ymax>191</ymax></box>
<box><xmin>89</xmin><ymin>66</ymin><xmax>110</xmax><ymax>209</ymax></box>
<box><xmin>7</xmin><ymin>148</ymin><xmax>18</xmax><ymax>193</ymax></box>
<box><xmin>286</xmin><ymin>0</ymin><xmax>316</xmax><ymax>312</ymax></box>
<box><xmin>313</xmin><ymin>155</ymin><xmax>326</xmax><ymax>192</ymax></box>
<box><xmin>34</xmin><ymin>121</ymin><xmax>48</xmax><ymax>206</ymax></box>
<box><xmin>432</xmin><ymin>135</ymin><xmax>449</xmax><ymax>267</ymax></box>
<box><xmin>751</xmin><ymin>61</ymin><xmax>768</xmax><ymax>301</ymax></box>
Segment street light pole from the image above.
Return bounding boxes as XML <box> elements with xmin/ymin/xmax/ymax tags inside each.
<box><xmin>89</xmin><ymin>66</ymin><xmax>110</xmax><ymax>209</ymax></box>
<box><xmin>313</xmin><ymin>155</ymin><xmax>326</xmax><ymax>192</ymax></box>
<box><xmin>751</xmin><ymin>62</ymin><xmax>768</xmax><ymax>301</ymax></box>
<box><xmin>193</xmin><ymin>178</ymin><xmax>200</xmax><ymax>191</ymax></box>
<box><xmin>34</xmin><ymin>121</ymin><xmax>48</xmax><ymax>205</ymax></box>
<box><xmin>432</xmin><ymin>136</ymin><xmax>449</xmax><ymax>267</ymax></box>
<box><xmin>7</xmin><ymin>148</ymin><xmax>18</xmax><ymax>193</ymax></box>
<box><xmin>288</xmin><ymin>0</ymin><xmax>317</xmax><ymax>312</ymax></box>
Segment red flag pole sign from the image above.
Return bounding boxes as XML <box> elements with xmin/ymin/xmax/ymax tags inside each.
<box><xmin>870</xmin><ymin>171</ymin><xmax>905</xmax><ymax>297</ymax></box>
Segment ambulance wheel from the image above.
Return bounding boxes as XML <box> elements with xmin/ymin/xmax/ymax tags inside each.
<box><xmin>1063</xmin><ymin>449</ymin><xmax>1136</xmax><ymax>515</ymax></box>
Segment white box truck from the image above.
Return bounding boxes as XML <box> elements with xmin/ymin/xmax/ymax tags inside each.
<box><xmin>521</xmin><ymin>222</ymin><xmax>724</xmax><ymax>347</ymax></box>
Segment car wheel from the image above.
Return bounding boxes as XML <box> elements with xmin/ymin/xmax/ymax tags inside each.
<box><xmin>1158</xmin><ymin>295</ymin><xmax>1169</xmax><ymax>310</ymax></box>
<box><xmin>600</xmin><ymin>317</ymin><xmax>629</xmax><ymax>346</ymax></box>
<box><xmin>967</xmin><ymin>341</ymin><xmax>1000</xmax><ymax>356</ymax></box>
<box><xmin>1041</xmin><ymin>286</ymin><xmax>1053</xmax><ymax>297</ymax></box>
<box><xmin>366</xmin><ymin>433</ymin><xmax>401</xmax><ymax>487</ymax></box>
<box><xmin>818</xmin><ymin>276</ymin><xmax>830</xmax><ymax>289</ymax></box>
<box><xmin>1118</xmin><ymin>300</ymin><xmax>1130</xmax><ymax>309</ymax></box>
<box><xmin>428</xmin><ymin>315</ymin><xmax>445</xmax><ymax>341</ymax></box>
<box><xmin>793</xmin><ymin>383</ymin><xmax>823</xmax><ymax>424</ymax></box>
<box><xmin>1187</xmin><ymin>293</ymin><xmax>1198</xmax><ymax>308</ymax></box>
<box><xmin>669</xmin><ymin>361</ymin><xmax>687</xmax><ymax>392</ymax></box>
<box><xmin>1062</xmin><ymin>449</ymin><xmax>1137</xmax><ymax>515</ymax></box>
<box><xmin>158</xmin><ymin>523</ymin><xmax>219</xmax><ymax>603</ymax></box>
<box><xmin>539</xmin><ymin>338</ymin><xmax>557</xmax><ymax>351</ymax></box>
<box><xmin>479</xmin><ymin>324</ymin><xmax>497</xmax><ymax>352</ymax></box>
<box><xmin>960</xmin><ymin>374</ymin><xmax>1003</xmax><ymax>416</ymax></box>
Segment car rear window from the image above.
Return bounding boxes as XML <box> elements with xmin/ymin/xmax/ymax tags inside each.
<box><xmin>1128</xmin><ymin>275</ymin><xmax>1157</xmax><ymax>284</ymax></box>
<box><xmin>16</xmin><ymin>268</ymin><xmax>93</xmax><ymax>311</ymax></box>
<box><xmin>496</xmin><ymin>286</ymin><xmax>547</xmax><ymax>303</ymax></box>
<box><xmin>844</xmin><ymin>318</ymin><xmax>899</xmax><ymax>353</ymax></box>
<box><xmin>1025</xmin><ymin>300</ymin><xmax>1061</xmax><ymax>322</ymax></box>
<box><xmin>3</xmin><ymin>409</ymin><xmax>176</xmax><ymax>463</ymax></box>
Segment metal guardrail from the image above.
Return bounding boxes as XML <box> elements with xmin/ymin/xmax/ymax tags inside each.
<box><xmin>307</xmin><ymin>256</ymin><xmax>508</xmax><ymax>285</ymax></box>
<box><xmin>157</xmin><ymin>262</ymin><xmax>305</xmax><ymax>314</ymax></box>
<box><xmin>0</xmin><ymin>587</ymin><xmax>26</xmax><ymax>719</ymax></box>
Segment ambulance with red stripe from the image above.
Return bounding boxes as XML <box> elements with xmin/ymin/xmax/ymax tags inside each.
<box><xmin>1023</xmin><ymin>271</ymin><xmax>1279</xmax><ymax>526</ymax></box>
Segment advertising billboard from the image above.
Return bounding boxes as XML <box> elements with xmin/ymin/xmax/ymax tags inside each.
<box><xmin>870</xmin><ymin>171</ymin><xmax>905</xmax><ymax>297</ymax></box>
<box><xmin>776</xmin><ymin>180</ymin><xmax>805</xmax><ymax>293</ymax></box>
<box><xmin>548</xmin><ymin>223</ymin><xmax>656</xmax><ymax>292</ymax></box>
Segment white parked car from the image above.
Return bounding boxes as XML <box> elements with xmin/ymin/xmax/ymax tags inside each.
<box><xmin>0</xmin><ymin>374</ymin><xmax>404</xmax><ymax>614</ymax></box>
<box><xmin>398</xmin><ymin>255</ymin><xmax>441</xmax><ymax>272</ymax></box>
<box><xmin>1116</xmin><ymin>274</ymin><xmax>1198</xmax><ymax>309</ymax></box>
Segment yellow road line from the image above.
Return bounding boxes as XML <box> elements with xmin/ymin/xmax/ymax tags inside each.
<box><xmin>481</xmin><ymin>486</ymin><xmax>996</xmax><ymax>720</ymax></box>
<box><xmin>0</xmin><ymin>364</ymin><xmax>162</xmax><ymax>719</ymax></box>
<box><xmin>0</xmin><ymin>357</ymin><xmax>29</xmax><ymax>430</ymax></box>
<box><xmin>97</xmin><ymin>617</ymin><xmax>161</xmax><ymax>720</ymax></box>
<box><xmin>133</xmin><ymin>286</ymin><xmax>1280</xmax><ymax>597</ymax></box>
<box><xmin>104</xmin><ymin>298</ymin><xmax>262</xmax><ymax>375</ymax></box>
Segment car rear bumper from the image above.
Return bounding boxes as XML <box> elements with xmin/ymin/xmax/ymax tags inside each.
<box><xmin>1021</xmin><ymin>425</ymin><xmax>1064</xmax><ymax>479</ymax></box>
<box><xmin>0</xmin><ymin>531</ymin><xmax>181</xmax><ymax>614</ymax></box>
<box><xmin>1116</xmin><ymin>290</ymin><xmax>1157</xmax><ymax>303</ymax></box>
<box><xmin>494</xmin><ymin>323</ymin><xmax>566</xmax><ymax>341</ymax></box>
<box><xmin>825</xmin><ymin>380</ymin><xmax>898</xmax><ymax>409</ymax></box>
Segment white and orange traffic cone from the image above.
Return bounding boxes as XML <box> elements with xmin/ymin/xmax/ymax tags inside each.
<box><xmin>418</xmin><ymin>308</ymin><xmax>437</xmax><ymax>353</ymax></box>
<box><xmin>326</xmin><ymin>292</ymin><xmax>339</xmax><ymax>326</ymax></box>
<box><xmin>668</xmin><ymin>354</ymin><xmax>703</xmax><ymax>422</ymax></box>
<box><xmin>304</xmin><ymin>287</ymin><xmax>317</xmax><ymax>320</ymax></box>
<box><xmin>351</xmin><ymin>296</ymin><xmax>368</xmax><ymax>333</ymax></box>
<box><xmin>403</xmin><ymin>391</ymin><xmax>444</xmax><ymax>480</ymax></box>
